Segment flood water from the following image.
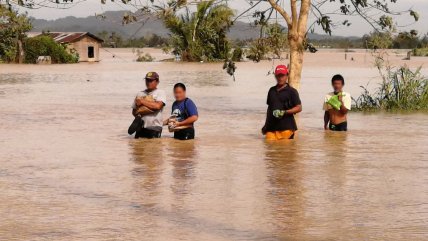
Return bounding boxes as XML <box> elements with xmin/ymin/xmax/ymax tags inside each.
<box><xmin>1</xmin><ymin>50</ymin><xmax>428</xmax><ymax>240</ymax></box>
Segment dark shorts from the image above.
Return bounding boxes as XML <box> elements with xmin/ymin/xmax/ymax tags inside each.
<box><xmin>135</xmin><ymin>128</ymin><xmax>162</xmax><ymax>139</ymax></box>
<box><xmin>329</xmin><ymin>122</ymin><xmax>348</xmax><ymax>131</ymax></box>
<box><xmin>174</xmin><ymin>128</ymin><xmax>195</xmax><ymax>140</ymax></box>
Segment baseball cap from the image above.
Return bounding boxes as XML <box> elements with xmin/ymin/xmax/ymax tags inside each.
<box><xmin>145</xmin><ymin>72</ymin><xmax>159</xmax><ymax>80</ymax></box>
<box><xmin>274</xmin><ymin>65</ymin><xmax>289</xmax><ymax>76</ymax></box>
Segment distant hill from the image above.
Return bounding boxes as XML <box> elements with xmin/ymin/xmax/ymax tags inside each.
<box><xmin>30</xmin><ymin>10</ymin><xmax>356</xmax><ymax>41</ymax></box>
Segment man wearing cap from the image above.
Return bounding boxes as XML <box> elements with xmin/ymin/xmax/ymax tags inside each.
<box><xmin>262</xmin><ymin>65</ymin><xmax>302</xmax><ymax>140</ymax></box>
<box><xmin>131</xmin><ymin>72</ymin><xmax>167</xmax><ymax>138</ymax></box>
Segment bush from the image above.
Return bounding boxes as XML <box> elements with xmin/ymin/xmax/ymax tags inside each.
<box><xmin>246</xmin><ymin>39</ymin><xmax>269</xmax><ymax>62</ymax></box>
<box><xmin>246</xmin><ymin>23</ymin><xmax>288</xmax><ymax>62</ymax></box>
<box><xmin>231</xmin><ymin>47</ymin><xmax>243</xmax><ymax>62</ymax></box>
<box><xmin>412</xmin><ymin>48</ymin><xmax>428</xmax><ymax>57</ymax></box>
<box><xmin>135</xmin><ymin>51</ymin><xmax>154</xmax><ymax>62</ymax></box>
<box><xmin>24</xmin><ymin>35</ymin><xmax>78</xmax><ymax>64</ymax></box>
<box><xmin>353</xmin><ymin>65</ymin><xmax>428</xmax><ymax>111</ymax></box>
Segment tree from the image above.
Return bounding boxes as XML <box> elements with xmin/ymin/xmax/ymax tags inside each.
<box><xmin>249</xmin><ymin>0</ymin><xmax>419</xmax><ymax>89</ymax></box>
<box><xmin>247</xmin><ymin>23</ymin><xmax>288</xmax><ymax>62</ymax></box>
<box><xmin>161</xmin><ymin>0</ymin><xmax>234</xmax><ymax>61</ymax></box>
<box><xmin>109</xmin><ymin>32</ymin><xmax>124</xmax><ymax>48</ymax></box>
<box><xmin>24</xmin><ymin>35</ymin><xmax>79</xmax><ymax>63</ymax></box>
<box><xmin>362</xmin><ymin>32</ymin><xmax>393</xmax><ymax>50</ymax></box>
<box><xmin>0</xmin><ymin>5</ymin><xmax>31</xmax><ymax>63</ymax></box>
<box><xmin>393</xmin><ymin>31</ymin><xmax>419</xmax><ymax>49</ymax></box>
<box><xmin>6</xmin><ymin>0</ymin><xmax>420</xmax><ymax>89</ymax></box>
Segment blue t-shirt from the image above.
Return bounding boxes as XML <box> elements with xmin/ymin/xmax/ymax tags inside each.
<box><xmin>171</xmin><ymin>98</ymin><xmax>198</xmax><ymax>125</ymax></box>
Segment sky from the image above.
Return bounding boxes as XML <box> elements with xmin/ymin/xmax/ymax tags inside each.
<box><xmin>13</xmin><ymin>0</ymin><xmax>428</xmax><ymax>37</ymax></box>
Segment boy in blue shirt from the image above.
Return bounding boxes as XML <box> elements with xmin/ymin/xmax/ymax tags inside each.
<box><xmin>167</xmin><ymin>83</ymin><xmax>199</xmax><ymax>140</ymax></box>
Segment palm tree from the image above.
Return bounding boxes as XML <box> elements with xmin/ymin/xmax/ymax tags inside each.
<box><xmin>162</xmin><ymin>0</ymin><xmax>234</xmax><ymax>61</ymax></box>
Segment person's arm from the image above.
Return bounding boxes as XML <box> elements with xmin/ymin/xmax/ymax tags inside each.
<box><xmin>163</xmin><ymin>118</ymin><xmax>170</xmax><ymax>126</ymax></box>
<box><xmin>135</xmin><ymin>98</ymin><xmax>164</xmax><ymax>111</ymax></box>
<box><xmin>285</xmin><ymin>88</ymin><xmax>302</xmax><ymax>115</ymax></box>
<box><xmin>338</xmin><ymin>95</ymin><xmax>349</xmax><ymax>114</ymax></box>
<box><xmin>262</xmin><ymin>90</ymin><xmax>271</xmax><ymax>134</ymax></box>
<box><xmin>262</xmin><ymin>109</ymin><xmax>269</xmax><ymax>135</ymax></box>
<box><xmin>339</xmin><ymin>104</ymin><xmax>348</xmax><ymax>114</ymax></box>
<box><xmin>285</xmin><ymin>104</ymin><xmax>302</xmax><ymax>115</ymax></box>
<box><xmin>131</xmin><ymin>95</ymin><xmax>138</xmax><ymax>116</ymax></box>
<box><xmin>324</xmin><ymin>111</ymin><xmax>330</xmax><ymax>130</ymax></box>
<box><xmin>176</xmin><ymin>115</ymin><xmax>198</xmax><ymax>127</ymax></box>
<box><xmin>176</xmin><ymin>99</ymin><xmax>199</xmax><ymax>127</ymax></box>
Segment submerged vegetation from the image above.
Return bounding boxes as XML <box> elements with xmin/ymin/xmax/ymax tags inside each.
<box><xmin>353</xmin><ymin>62</ymin><xmax>428</xmax><ymax>111</ymax></box>
<box><xmin>134</xmin><ymin>49</ymin><xmax>154</xmax><ymax>62</ymax></box>
<box><xmin>412</xmin><ymin>48</ymin><xmax>428</xmax><ymax>57</ymax></box>
<box><xmin>0</xmin><ymin>6</ymin><xmax>77</xmax><ymax>64</ymax></box>
<box><xmin>24</xmin><ymin>35</ymin><xmax>78</xmax><ymax>64</ymax></box>
<box><xmin>351</xmin><ymin>30</ymin><xmax>428</xmax><ymax>112</ymax></box>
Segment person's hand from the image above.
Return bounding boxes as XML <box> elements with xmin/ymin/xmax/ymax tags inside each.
<box><xmin>175</xmin><ymin>121</ymin><xmax>182</xmax><ymax>127</ymax></box>
<box><xmin>273</xmin><ymin>110</ymin><xmax>285</xmax><ymax>118</ymax></box>
<box><xmin>135</xmin><ymin>97</ymin><xmax>143</xmax><ymax>106</ymax></box>
<box><xmin>163</xmin><ymin>119</ymin><xmax>169</xmax><ymax>126</ymax></box>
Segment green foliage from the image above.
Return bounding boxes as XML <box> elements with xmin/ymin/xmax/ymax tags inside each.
<box><xmin>265</xmin><ymin>23</ymin><xmax>288</xmax><ymax>57</ymax></box>
<box><xmin>0</xmin><ymin>6</ymin><xmax>32</xmax><ymax>63</ymax></box>
<box><xmin>247</xmin><ymin>23</ymin><xmax>288</xmax><ymax>62</ymax></box>
<box><xmin>98</xmin><ymin>31</ymin><xmax>169</xmax><ymax>48</ymax></box>
<box><xmin>246</xmin><ymin>39</ymin><xmax>269</xmax><ymax>62</ymax></box>
<box><xmin>24</xmin><ymin>35</ymin><xmax>78</xmax><ymax>64</ymax></box>
<box><xmin>317</xmin><ymin>16</ymin><xmax>332</xmax><ymax>35</ymax></box>
<box><xmin>310</xmin><ymin>37</ymin><xmax>363</xmax><ymax>49</ymax></box>
<box><xmin>359</xmin><ymin>31</ymin><xmax>428</xmax><ymax>50</ymax></box>
<box><xmin>412</xmin><ymin>48</ymin><xmax>428</xmax><ymax>57</ymax></box>
<box><xmin>231</xmin><ymin>47</ymin><xmax>243</xmax><ymax>62</ymax></box>
<box><xmin>223</xmin><ymin>60</ymin><xmax>236</xmax><ymax>80</ymax></box>
<box><xmin>135</xmin><ymin>49</ymin><xmax>154</xmax><ymax>62</ymax></box>
<box><xmin>353</xmin><ymin>64</ymin><xmax>428</xmax><ymax>111</ymax></box>
<box><xmin>393</xmin><ymin>31</ymin><xmax>420</xmax><ymax>49</ymax></box>
<box><xmin>161</xmin><ymin>0</ymin><xmax>234</xmax><ymax>62</ymax></box>
<box><xmin>362</xmin><ymin>32</ymin><xmax>393</xmax><ymax>49</ymax></box>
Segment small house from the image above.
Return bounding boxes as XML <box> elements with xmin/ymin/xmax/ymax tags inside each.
<box><xmin>28</xmin><ymin>32</ymin><xmax>104</xmax><ymax>62</ymax></box>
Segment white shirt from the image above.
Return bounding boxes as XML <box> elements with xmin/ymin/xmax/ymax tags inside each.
<box><xmin>132</xmin><ymin>89</ymin><xmax>167</xmax><ymax>131</ymax></box>
<box><xmin>323</xmin><ymin>91</ymin><xmax>352</xmax><ymax>110</ymax></box>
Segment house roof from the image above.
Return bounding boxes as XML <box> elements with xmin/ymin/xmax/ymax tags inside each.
<box><xmin>27</xmin><ymin>32</ymin><xmax>104</xmax><ymax>43</ymax></box>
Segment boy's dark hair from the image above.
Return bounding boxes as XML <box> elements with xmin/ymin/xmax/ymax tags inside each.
<box><xmin>331</xmin><ymin>74</ymin><xmax>345</xmax><ymax>85</ymax></box>
<box><xmin>174</xmin><ymin>82</ymin><xmax>186</xmax><ymax>91</ymax></box>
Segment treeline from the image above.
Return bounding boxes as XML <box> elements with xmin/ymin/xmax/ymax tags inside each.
<box><xmin>362</xmin><ymin>31</ymin><xmax>428</xmax><ymax>49</ymax></box>
<box><xmin>308</xmin><ymin>32</ymin><xmax>428</xmax><ymax>50</ymax></box>
<box><xmin>95</xmin><ymin>30</ymin><xmax>428</xmax><ymax>52</ymax></box>
<box><xmin>96</xmin><ymin>31</ymin><xmax>169</xmax><ymax>48</ymax></box>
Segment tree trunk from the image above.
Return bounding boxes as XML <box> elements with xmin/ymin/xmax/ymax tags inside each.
<box><xmin>17</xmin><ymin>39</ymin><xmax>24</xmax><ymax>64</ymax></box>
<box><xmin>288</xmin><ymin>32</ymin><xmax>304</xmax><ymax>90</ymax></box>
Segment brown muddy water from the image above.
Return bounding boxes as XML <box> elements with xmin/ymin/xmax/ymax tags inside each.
<box><xmin>1</xmin><ymin>50</ymin><xmax>428</xmax><ymax>240</ymax></box>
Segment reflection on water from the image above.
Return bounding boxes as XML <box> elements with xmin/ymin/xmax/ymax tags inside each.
<box><xmin>130</xmin><ymin>140</ymin><xmax>165</xmax><ymax>197</ymax></box>
<box><xmin>264</xmin><ymin>141</ymin><xmax>307</xmax><ymax>240</ymax></box>
<box><xmin>0</xmin><ymin>62</ymin><xmax>427</xmax><ymax>240</ymax></box>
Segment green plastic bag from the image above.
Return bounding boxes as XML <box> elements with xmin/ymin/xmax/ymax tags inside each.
<box><xmin>327</xmin><ymin>93</ymin><xmax>344</xmax><ymax>110</ymax></box>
